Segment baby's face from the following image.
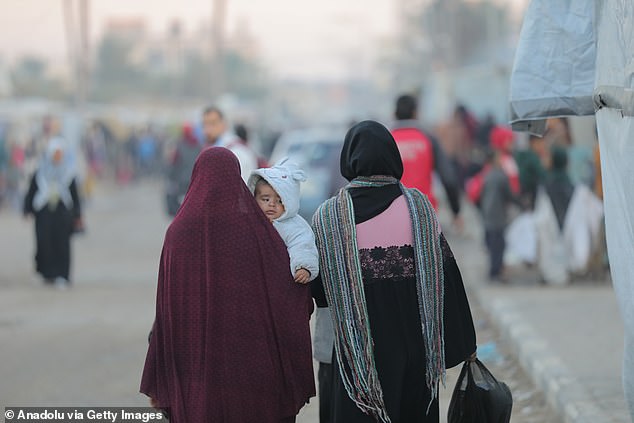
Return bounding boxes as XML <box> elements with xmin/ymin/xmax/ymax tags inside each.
<box><xmin>255</xmin><ymin>184</ymin><xmax>285</xmax><ymax>221</ymax></box>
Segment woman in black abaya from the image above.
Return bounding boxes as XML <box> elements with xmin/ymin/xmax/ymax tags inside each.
<box><xmin>23</xmin><ymin>138</ymin><xmax>82</xmax><ymax>288</ymax></box>
<box><xmin>312</xmin><ymin>120</ymin><xmax>477</xmax><ymax>422</ymax></box>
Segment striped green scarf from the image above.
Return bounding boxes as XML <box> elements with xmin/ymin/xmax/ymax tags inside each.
<box><xmin>312</xmin><ymin>175</ymin><xmax>445</xmax><ymax>422</ymax></box>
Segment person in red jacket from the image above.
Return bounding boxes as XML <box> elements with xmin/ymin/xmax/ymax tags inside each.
<box><xmin>390</xmin><ymin>94</ymin><xmax>463</xmax><ymax>228</ymax></box>
<box><xmin>490</xmin><ymin>126</ymin><xmax>520</xmax><ymax>194</ymax></box>
<box><xmin>466</xmin><ymin>125</ymin><xmax>521</xmax><ymax>206</ymax></box>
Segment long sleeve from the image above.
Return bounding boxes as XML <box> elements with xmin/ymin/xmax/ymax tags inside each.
<box><xmin>23</xmin><ymin>173</ymin><xmax>37</xmax><ymax>216</ymax></box>
<box><xmin>431</xmin><ymin>136</ymin><xmax>462</xmax><ymax>216</ymax></box>
<box><xmin>310</xmin><ymin>273</ymin><xmax>328</xmax><ymax>308</ymax></box>
<box><xmin>440</xmin><ymin>233</ymin><xmax>477</xmax><ymax>368</ymax></box>
<box><xmin>276</xmin><ymin>217</ymin><xmax>320</xmax><ymax>281</ymax></box>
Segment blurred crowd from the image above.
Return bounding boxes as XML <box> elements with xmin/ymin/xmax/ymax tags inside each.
<box><xmin>0</xmin><ymin>98</ymin><xmax>607</xmax><ymax>287</ymax></box>
<box><xmin>0</xmin><ymin>96</ymin><xmax>611</xmax><ymax>421</ymax></box>
<box><xmin>0</xmin><ymin>115</ymin><xmax>172</xmax><ymax>211</ymax></box>
<box><xmin>437</xmin><ymin>109</ymin><xmax>606</xmax><ymax>285</ymax></box>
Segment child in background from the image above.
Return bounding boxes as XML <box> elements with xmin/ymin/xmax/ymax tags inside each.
<box><xmin>479</xmin><ymin>149</ymin><xmax>522</xmax><ymax>282</ymax></box>
<box><xmin>248</xmin><ymin>158</ymin><xmax>319</xmax><ymax>284</ymax></box>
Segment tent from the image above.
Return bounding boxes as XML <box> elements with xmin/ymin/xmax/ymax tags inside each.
<box><xmin>510</xmin><ymin>0</ymin><xmax>634</xmax><ymax>417</ymax></box>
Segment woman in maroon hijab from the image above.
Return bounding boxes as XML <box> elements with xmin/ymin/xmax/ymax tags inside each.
<box><xmin>141</xmin><ymin>147</ymin><xmax>315</xmax><ymax>422</ymax></box>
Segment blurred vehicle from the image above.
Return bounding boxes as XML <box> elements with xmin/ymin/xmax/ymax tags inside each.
<box><xmin>269</xmin><ymin>128</ymin><xmax>347</xmax><ymax>220</ymax></box>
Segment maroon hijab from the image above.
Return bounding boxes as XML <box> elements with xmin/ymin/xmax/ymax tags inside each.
<box><xmin>140</xmin><ymin>147</ymin><xmax>315</xmax><ymax>422</ymax></box>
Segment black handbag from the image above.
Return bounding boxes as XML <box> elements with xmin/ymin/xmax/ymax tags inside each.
<box><xmin>448</xmin><ymin>358</ymin><xmax>513</xmax><ymax>423</ymax></box>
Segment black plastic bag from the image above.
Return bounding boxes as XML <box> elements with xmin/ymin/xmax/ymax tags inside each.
<box><xmin>448</xmin><ymin>358</ymin><xmax>513</xmax><ymax>423</ymax></box>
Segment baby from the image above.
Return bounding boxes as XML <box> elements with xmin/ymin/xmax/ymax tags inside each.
<box><xmin>248</xmin><ymin>158</ymin><xmax>319</xmax><ymax>284</ymax></box>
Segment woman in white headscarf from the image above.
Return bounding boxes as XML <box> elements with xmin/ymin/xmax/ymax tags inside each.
<box><xmin>23</xmin><ymin>137</ymin><xmax>82</xmax><ymax>288</ymax></box>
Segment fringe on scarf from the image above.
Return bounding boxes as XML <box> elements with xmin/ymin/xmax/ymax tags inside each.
<box><xmin>312</xmin><ymin>175</ymin><xmax>445</xmax><ymax>422</ymax></box>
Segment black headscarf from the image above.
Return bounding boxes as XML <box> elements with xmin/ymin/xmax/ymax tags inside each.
<box><xmin>339</xmin><ymin>120</ymin><xmax>404</xmax><ymax>223</ymax></box>
<box><xmin>340</xmin><ymin>120</ymin><xmax>403</xmax><ymax>180</ymax></box>
<box><xmin>545</xmin><ymin>146</ymin><xmax>574</xmax><ymax>230</ymax></box>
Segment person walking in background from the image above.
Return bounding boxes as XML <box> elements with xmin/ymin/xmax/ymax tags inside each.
<box><xmin>390</xmin><ymin>94</ymin><xmax>462</xmax><ymax>228</ymax></box>
<box><xmin>234</xmin><ymin>122</ymin><xmax>249</xmax><ymax>145</ymax></box>
<box><xmin>236</xmin><ymin>122</ymin><xmax>269</xmax><ymax>168</ymax></box>
<box><xmin>23</xmin><ymin>137</ymin><xmax>83</xmax><ymax>289</ymax></box>
<box><xmin>165</xmin><ymin>122</ymin><xmax>201</xmax><ymax>217</ymax></box>
<box><xmin>466</xmin><ymin>126</ymin><xmax>520</xmax><ymax>209</ymax></box>
<box><xmin>448</xmin><ymin>104</ymin><xmax>480</xmax><ymax>188</ymax></box>
<box><xmin>479</xmin><ymin>149</ymin><xmax>522</xmax><ymax>282</ymax></box>
<box><xmin>503</xmin><ymin>133</ymin><xmax>547</xmax><ymax>268</ymax></box>
<box><xmin>311</xmin><ymin>121</ymin><xmax>476</xmax><ymax>422</ymax></box>
<box><xmin>489</xmin><ymin>126</ymin><xmax>520</xmax><ymax>194</ymax></box>
<box><xmin>475</xmin><ymin>113</ymin><xmax>496</xmax><ymax>148</ymax></box>
<box><xmin>202</xmin><ymin>106</ymin><xmax>257</xmax><ymax>181</ymax></box>
<box><xmin>545</xmin><ymin>117</ymin><xmax>572</xmax><ymax>148</ymax></box>
<box><xmin>136</xmin><ymin>127</ymin><xmax>159</xmax><ymax>177</ymax></box>
<box><xmin>6</xmin><ymin>139</ymin><xmax>26</xmax><ymax>211</ymax></box>
<box><xmin>543</xmin><ymin>146</ymin><xmax>575</xmax><ymax>230</ymax></box>
<box><xmin>516</xmin><ymin>133</ymin><xmax>547</xmax><ymax>210</ymax></box>
<box><xmin>313</xmin><ymin>153</ymin><xmax>347</xmax><ymax>423</ymax></box>
<box><xmin>534</xmin><ymin>146</ymin><xmax>604</xmax><ymax>284</ymax></box>
<box><xmin>141</xmin><ymin>148</ymin><xmax>315</xmax><ymax>423</ymax></box>
<box><xmin>313</xmin><ymin>307</ymin><xmax>335</xmax><ymax>423</ymax></box>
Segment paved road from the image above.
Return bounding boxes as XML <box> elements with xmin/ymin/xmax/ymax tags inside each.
<box><xmin>0</xmin><ymin>182</ymin><xmax>166</xmax><ymax>406</ymax></box>
<box><xmin>0</xmin><ymin>181</ymin><xmax>581</xmax><ymax>422</ymax></box>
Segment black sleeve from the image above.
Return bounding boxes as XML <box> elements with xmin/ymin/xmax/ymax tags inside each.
<box><xmin>69</xmin><ymin>178</ymin><xmax>82</xmax><ymax>219</ymax></box>
<box><xmin>440</xmin><ymin>233</ymin><xmax>477</xmax><ymax>368</ymax></box>
<box><xmin>430</xmin><ymin>135</ymin><xmax>462</xmax><ymax>216</ymax></box>
<box><xmin>23</xmin><ymin>174</ymin><xmax>37</xmax><ymax>216</ymax></box>
<box><xmin>310</xmin><ymin>273</ymin><xmax>328</xmax><ymax>308</ymax></box>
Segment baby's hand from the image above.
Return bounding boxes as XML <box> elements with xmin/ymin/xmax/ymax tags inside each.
<box><xmin>294</xmin><ymin>268</ymin><xmax>311</xmax><ymax>284</ymax></box>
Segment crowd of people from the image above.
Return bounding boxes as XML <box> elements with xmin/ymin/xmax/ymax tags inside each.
<box><xmin>0</xmin><ymin>116</ymin><xmax>171</xmax><ymax>213</ymax></box>
<box><xmin>1</xmin><ymin>92</ymin><xmax>609</xmax><ymax>422</ymax></box>
<box><xmin>141</xmin><ymin>96</ymin><xmax>525</xmax><ymax>422</ymax></box>
<box><xmin>462</xmin><ymin>117</ymin><xmax>606</xmax><ymax>284</ymax></box>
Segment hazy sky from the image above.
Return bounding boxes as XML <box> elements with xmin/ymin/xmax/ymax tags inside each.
<box><xmin>0</xmin><ymin>0</ymin><xmax>397</xmax><ymax>79</ymax></box>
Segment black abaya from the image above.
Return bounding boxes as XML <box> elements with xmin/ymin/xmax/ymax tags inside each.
<box><xmin>310</xmin><ymin>120</ymin><xmax>476</xmax><ymax>422</ymax></box>
<box><xmin>312</xmin><ymin>235</ymin><xmax>475</xmax><ymax>423</ymax></box>
<box><xmin>23</xmin><ymin>175</ymin><xmax>81</xmax><ymax>282</ymax></box>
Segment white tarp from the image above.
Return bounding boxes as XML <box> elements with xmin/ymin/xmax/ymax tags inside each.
<box><xmin>509</xmin><ymin>0</ymin><xmax>597</xmax><ymax>134</ymax></box>
<box><xmin>595</xmin><ymin>1</ymin><xmax>634</xmax><ymax>415</ymax></box>
<box><xmin>510</xmin><ymin>0</ymin><xmax>634</xmax><ymax>416</ymax></box>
